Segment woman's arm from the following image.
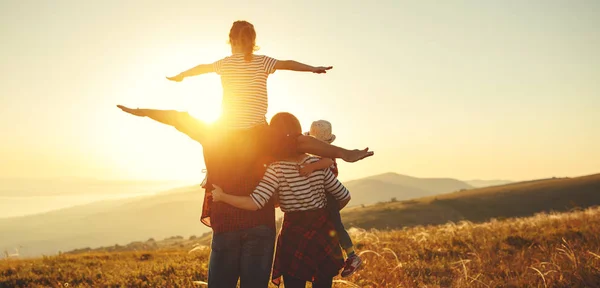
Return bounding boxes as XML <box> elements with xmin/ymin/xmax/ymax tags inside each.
<box><xmin>212</xmin><ymin>186</ymin><xmax>260</xmax><ymax>211</ymax></box>
<box><xmin>212</xmin><ymin>165</ymin><xmax>280</xmax><ymax>210</ymax></box>
<box><xmin>274</xmin><ymin>60</ymin><xmax>332</xmax><ymax>74</ymax></box>
<box><xmin>166</xmin><ymin>64</ymin><xmax>215</xmax><ymax>82</ymax></box>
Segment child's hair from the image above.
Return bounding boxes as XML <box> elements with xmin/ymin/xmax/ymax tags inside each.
<box><xmin>270</xmin><ymin>112</ymin><xmax>302</xmax><ymax>137</ymax></box>
<box><xmin>229</xmin><ymin>20</ymin><xmax>258</xmax><ymax>62</ymax></box>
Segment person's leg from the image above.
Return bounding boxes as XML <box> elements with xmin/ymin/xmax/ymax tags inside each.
<box><xmin>239</xmin><ymin>225</ymin><xmax>276</xmax><ymax>288</ymax></box>
<box><xmin>327</xmin><ymin>197</ymin><xmax>354</xmax><ymax>254</ymax></box>
<box><xmin>326</xmin><ymin>195</ymin><xmax>362</xmax><ymax>277</ymax></box>
<box><xmin>208</xmin><ymin>231</ymin><xmax>242</xmax><ymax>288</ymax></box>
<box><xmin>117</xmin><ymin>105</ymin><xmax>208</xmax><ymax>144</ymax></box>
<box><xmin>282</xmin><ymin>274</ymin><xmax>307</xmax><ymax>288</ymax></box>
<box><xmin>312</xmin><ymin>277</ymin><xmax>333</xmax><ymax>288</ymax></box>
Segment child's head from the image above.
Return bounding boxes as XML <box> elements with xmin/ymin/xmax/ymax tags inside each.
<box><xmin>307</xmin><ymin>120</ymin><xmax>336</xmax><ymax>144</ymax></box>
<box><xmin>270</xmin><ymin>112</ymin><xmax>302</xmax><ymax>137</ymax></box>
<box><xmin>229</xmin><ymin>20</ymin><xmax>258</xmax><ymax>61</ymax></box>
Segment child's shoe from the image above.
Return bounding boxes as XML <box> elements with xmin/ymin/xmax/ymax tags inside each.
<box><xmin>341</xmin><ymin>254</ymin><xmax>362</xmax><ymax>277</ymax></box>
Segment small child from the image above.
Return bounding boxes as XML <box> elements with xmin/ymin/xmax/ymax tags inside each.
<box><xmin>299</xmin><ymin>120</ymin><xmax>362</xmax><ymax>277</ymax></box>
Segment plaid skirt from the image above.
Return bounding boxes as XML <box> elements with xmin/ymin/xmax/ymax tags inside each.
<box><xmin>272</xmin><ymin>208</ymin><xmax>344</xmax><ymax>286</ymax></box>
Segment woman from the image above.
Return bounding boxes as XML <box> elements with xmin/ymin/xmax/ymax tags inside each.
<box><xmin>211</xmin><ymin>112</ymin><xmax>352</xmax><ymax>288</ymax></box>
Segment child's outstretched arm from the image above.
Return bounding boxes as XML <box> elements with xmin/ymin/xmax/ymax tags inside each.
<box><xmin>166</xmin><ymin>64</ymin><xmax>215</xmax><ymax>82</ymax></box>
<box><xmin>274</xmin><ymin>60</ymin><xmax>332</xmax><ymax>74</ymax></box>
<box><xmin>299</xmin><ymin>158</ymin><xmax>335</xmax><ymax>176</ymax></box>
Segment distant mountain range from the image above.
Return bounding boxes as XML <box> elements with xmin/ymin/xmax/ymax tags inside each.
<box><xmin>0</xmin><ymin>186</ymin><xmax>210</xmax><ymax>257</ymax></box>
<box><xmin>0</xmin><ymin>172</ymin><xmax>479</xmax><ymax>257</ymax></box>
<box><xmin>342</xmin><ymin>174</ymin><xmax>600</xmax><ymax>230</ymax></box>
<box><xmin>344</xmin><ymin>173</ymin><xmax>474</xmax><ymax>206</ymax></box>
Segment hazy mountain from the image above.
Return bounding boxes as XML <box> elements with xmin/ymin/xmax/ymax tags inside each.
<box><xmin>0</xmin><ymin>185</ymin><xmax>211</xmax><ymax>257</ymax></box>
<box><xmin>0</xmin><ymin>172</ymin><xmax>474</xmax><ymax>257</ymax></box>
<box><xmin>342</xmin><ymin>174</ymin><xmax>600</xmax><ymax>230</ymax></box>
<box><xmin>344</xmin><ymin>172</ymin><xmax>473</xmax><ymax>206</ymax></box>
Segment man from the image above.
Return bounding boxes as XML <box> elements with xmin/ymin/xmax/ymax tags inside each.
<box><xmin>117</xmin><ymin>105</ymin><xmax>373</xmax><ymax>287</ymax></box>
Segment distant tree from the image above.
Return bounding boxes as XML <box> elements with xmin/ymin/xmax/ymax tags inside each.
<box><xmin>391</xmin><ymin>197</ymin><xmax>398</xmax><ymax>202</ymax></box>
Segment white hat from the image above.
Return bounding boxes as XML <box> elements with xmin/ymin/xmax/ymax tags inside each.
<box><xmin>307</xmin><ymin>120</ymin><xmax>336</xmax><ymax>144</ymax></box>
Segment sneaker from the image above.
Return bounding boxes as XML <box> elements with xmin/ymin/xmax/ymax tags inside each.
<box><xmin>341</xmin><ymin>254</ymin><xmax>362</xmax><ymax>277</ymax></box>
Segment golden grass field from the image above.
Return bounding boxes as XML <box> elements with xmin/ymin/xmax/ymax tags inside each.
<box><xmin>2</xmin><ymin>206</ymin><xmax>600</xmax><ymax>287</ymax></box>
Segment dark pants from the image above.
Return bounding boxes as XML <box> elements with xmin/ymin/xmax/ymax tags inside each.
<box><xmin>326</xmin><ymin>193</ymin><xmax>353</xmax><ymax>251</ymax></box>
<box><xmin>208</xmin><ymin>225</ymin><xmax>276</xmax><ymax>288</ymax></box>
<box><xmin>283</xmin><ymin>274</ymin><xmax>333</xmax><ymax>288</ymax></box>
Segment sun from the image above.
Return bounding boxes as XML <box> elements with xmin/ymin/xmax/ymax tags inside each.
<box><xmin>180</xmin><ymin>76</ymin><xmax>223</xmax><ymax>125</ymax></box>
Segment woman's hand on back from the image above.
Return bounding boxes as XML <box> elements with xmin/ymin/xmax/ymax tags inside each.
<box><xmin>211</xmin><ymin>185</ymin><xmax>224</xmax><ymax>202</ymax></box>
<box><xmin>298</xmin><ymin>164</ymin><xmax>317</xmax><ymax>177</ymax></box>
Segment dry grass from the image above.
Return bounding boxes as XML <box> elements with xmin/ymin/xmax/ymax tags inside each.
<box><xmin>2</xmin><ymin>207</ymin><xmax>600</xmax><ymax>287</ymax></box>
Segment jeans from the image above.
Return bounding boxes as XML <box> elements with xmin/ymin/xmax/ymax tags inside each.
<box><xmin>283</xmin><ymin>274</ymin><xmax>333</xmax><ymax>288</ymax></box>
<box><xmin>326</xmin><ymin>193</ymin><xmax>353</xmax><ymax>251</ymax></box>
<box><xmin>208</xmin><ymin>225</ymin><xmax>276</xmax><ymax>288</ymax></box>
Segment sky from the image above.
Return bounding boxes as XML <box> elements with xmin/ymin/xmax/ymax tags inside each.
<box><xmin>1</xmin><ymin>0</ymin><xmax>599</xmax><ymax>183</ymax></box>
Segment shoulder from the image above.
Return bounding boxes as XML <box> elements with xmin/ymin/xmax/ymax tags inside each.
<box><xmin>305</xmin><ymin>156</ymin><xmax>322</xmax><ymax>164</ymax></box>
<box><xmin>253</xmin><ymin>54</ymin><xmax>277</xmax><ymax>61</ymax></box>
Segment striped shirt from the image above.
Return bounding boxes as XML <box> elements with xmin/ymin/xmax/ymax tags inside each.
<box><xmin>213</xmin><ymin>53</ymin><xmax>278</xmax><ymax>129</ymax></box>
<box><xmin>250</xmin><ymin>156</ymin><xmax>351</xmax><ymax>212</ymax></box>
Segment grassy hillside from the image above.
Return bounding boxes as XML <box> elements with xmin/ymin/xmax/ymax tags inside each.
<box><xmin>465</xmin><ymin>179</ymin><xmax>513</xmax><ymax>188</ymax></box>
<box><xmin>2</xmin><ymin>207</ymin><xmax>599</xmax><ymax>287</ymax></box>
<box><xmin>342</xmin><ymin>173</ymin><xmax>600</xmax><ymax>230</ymax></box>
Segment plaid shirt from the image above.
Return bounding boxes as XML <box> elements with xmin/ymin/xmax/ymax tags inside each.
<box><xmin>200</xmin><ymin>124</ymin><xmax>298</xmax><ymax>233</ymax></box>
<box><xmin>169</xmin><ymin>112</ymin><xmax>299</xmax><ymax>233</ymax></box>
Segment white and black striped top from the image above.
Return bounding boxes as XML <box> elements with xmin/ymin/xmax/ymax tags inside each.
<box><xmin>250</xmin><ymin>156</ymin><xmax>351</xmax><ymax>212</ymax></box>
<box><xmin>213</xmin><ymin>53</ymin><xmax>278</xmax><ymax>129</ymax></box>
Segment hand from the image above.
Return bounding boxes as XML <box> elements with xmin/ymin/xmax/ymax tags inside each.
<box><xmin>211</xmin><ymin>184</ymin><xmax>224</xmax><ymax>202</ymax></box>
<box><xmin>341</xmin><ymin>148</ymin><xmax>374</xmax><ymax>163</ymax></box>
<box><xmin>166</xmin><ymin>74</ymin><xmax>184</xmax><ymax>82</ymax></box>
<box><xmin>299</xmin><ymin>164</ymin><xmax>316</xmax><ymax>177</ymax></box>
<box><xmin>312</xmin><ymin>66</ymin><xmax>333</xmax><ymax>74</ymax></box>
<box><xmin>117</xmin><ymin>105</ymin><xmax>146</xmax><ymax>117</ymax></box>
